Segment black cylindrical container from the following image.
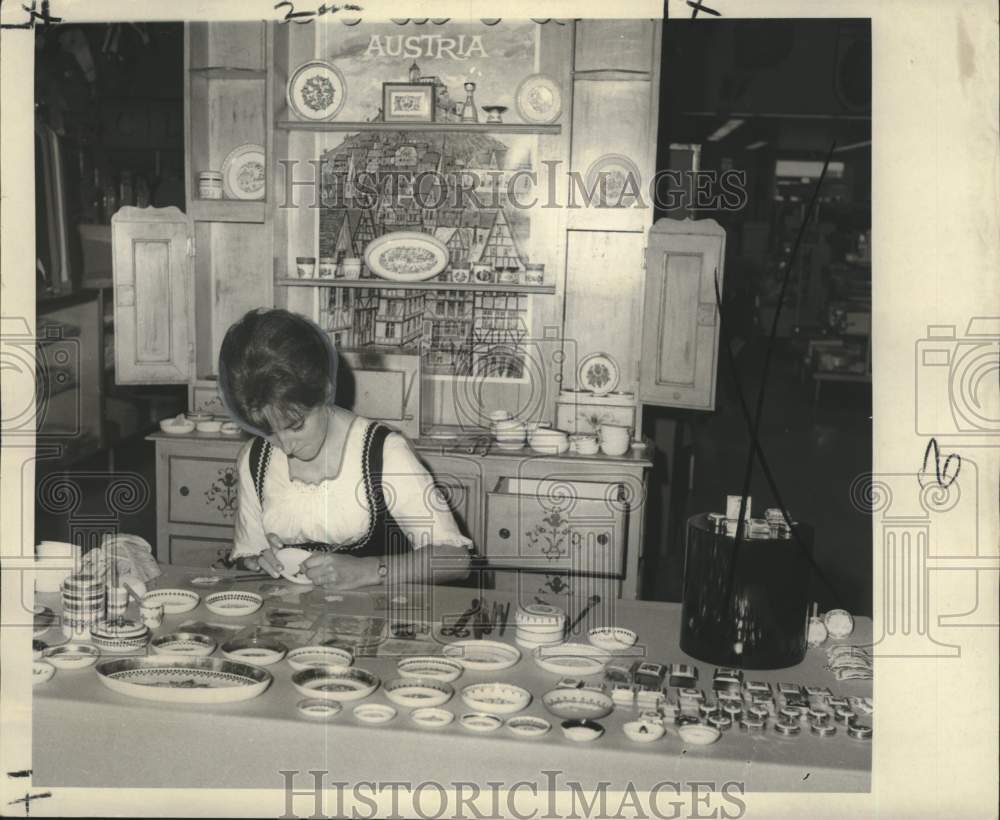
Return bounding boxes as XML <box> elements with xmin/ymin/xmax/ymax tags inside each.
<box><xmin>680</xmin><ymin>513</ymin><xmax>814</xmax><ymax>669</ymax></box>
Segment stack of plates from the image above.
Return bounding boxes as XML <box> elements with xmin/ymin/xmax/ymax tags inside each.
<box><xmin>61</xmin><ymin>572</ymin><xmax>107</xmax><ymax>638</ymax></box>
<box><xmin>514</xmin><ymin>604</ymin><xmax>566</xmax><ymax>649</ymax></box>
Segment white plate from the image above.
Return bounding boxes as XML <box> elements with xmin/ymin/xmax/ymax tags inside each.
<box><xmin>411</xmin><ymin>707</ymin><xmax>455</xmax><ymax>728</ymax></box>
<box><xmin>150</xmin><ymin>633</ymin><xmax>217</xmax><ymax>657</ymax></box>
<box><xmin>33</xmin><ymin>660</ymin><xmax>56</xmax><ymax>685</ymax></box>
<box><xmin>515</xmin><ymin>73</ymin><xmax>562</xmax><ymax>124</ymax></box>
<box><xmin>142</xmin><ymin>589</ymin><xmax>200</xmax><ymax>615</ymax></box>
<box><xmin>287</xmin><ymin>60</ymin><xmax>346</xmax><ymax>121</ymax></box>
<box><xmin>461</xmin><ymin>682</ymin><xmax>531</xmax><ymax>715</ymax></box>
<box><xmin>396</xmin><ymin>656</ymin><xmax>463</xmax><ymax>683</ymax></box>
<box><xmin>275</xmin><ymin>547</ymin><xmax>313</xmax><ymax>585</ymax></box>
<box><xmin>506</xmin><ymin>716</ymin><xmax>552</xmax><ymax>738</ymax></box>
<box><xmin>353</xmin><ymin>703</ymin><xmax>396</xmax><ymax>725</ymax></box>
<box><xmin>533</xmin><ymin>644</ymin><xmax>610</xmax><ymax>676</ymax></box>
<box><xmin>443</xmin><ymin>640</ymin><xmax>521</xmax><ymax>672</ymax></box>
<box><xmin>286</xmin><ymin>645</ymin><xmax>353</xmax><ymax>671</ymax></box>
<box><xmin>205</xmin><ymin>591</ymin><xmax>263</xmax><ymax>617</ymax></box>
<box><xmin>297</xmin><ymin>698</ymin><xmax>342</xmax><ymax>720</ymax></box>
<box><xmin>363</xmin><ymin>231</ymin><xmax>449</xmax><ymax>282</ymax></box>
<box><xmin>542</xmin><ymin>688</ymin><xmax>614</xmax><ymax>720</ymax></box>
<box><xmin>291</xmin><ymin>666</ymin><xmax>379</xmax><ymax>702</ymax></box>
<box><xmin>460</xmin><ymin>712</ymin><xmax>504</xmax><ymax>733</ymax></box>
<box><xmin>384</xmin><ymin>677</ymin><xmax>454</xmax><ymax>708</ymax></box>
<box><xmin>578</xmin><ymin>352</ymin><xmax>620</xmax><ymax>396</ymax></box>
<box><xmin>221</xmin><ymin>143</ymin><xmax>266</xmax><ymax>201</ymax></box>
<box><xmin>96</xmin><ymin>657</ymin><xmax>272</xmax><ymax>704</ymax></box>
<box><xmin>587</xmin><ymin>627</ymin><xmax>638</xmax><ymax>652</ymax></box>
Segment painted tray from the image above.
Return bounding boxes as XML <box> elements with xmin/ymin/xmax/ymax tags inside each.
<box><xmin>287</xmin><ymin>60</ymin><xmax>346</xmax><ymax>122</ymax></box>
<box><xmin>541</xmin><ymin>687</ymin><xmax>614</xmax><ymax>720</ymax></box>
<box><xmin>515</xmin><ymin>73</ymin><xmax>562</xmax><ymax>124</ymax></box>
<box><xmin>577</xmin><ymin>352</ymin><xmax>620</xmax><ymax>396</ymax></box>
<box><xmin>142</xmin><ymin>589</ymin><xmax>200</xmax><ymax>615</ymax></box>
<box><xmin>363</xmin><ymin>231</ymin><xmax>449</xmax><ymax>282</ymax></box>
<box><xmin>95</xmin><ymin>657</ymin><xmax>272</xmax><ymax>704</ymax></box>
<box><xmin>442</xmin><ymin>639</ymin><xmax>521</xmax><ymax>672</ymax></box>
<box><xmin>221</xmin><ymin>144</ymin><xmax>266</xmax><ymax>201</ymax></box>
<box><xmin>533</xmin><ymin>643</ymin><xmax>610</xmax><ymax>676</ymax></box>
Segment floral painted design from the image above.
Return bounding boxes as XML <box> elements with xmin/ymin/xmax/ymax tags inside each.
<box><xmin>525</xmin><ymin>510</ymin><xmax>570</xmax><ymax>560</ymax></box>
<box><xmin>378</xmin><ymin>246</ymin><xmax>438</xmax><ymax>274</ymax></box>
<box><xmin>301</xmin><ymin>75</ymin><xmax>336</xmax><ymax>113</ymax></box>
<box><xmin>585</xmin><ymin>362</ymin><xmax>611</xmax><ymax>390</ymax></box>
<box><xmin>205</xmin><ymin>467</ymin><xmax>239</xmax><ymax>518</ymax></box>
<box><xmin>236</xmin><ymin>161</ymin><xmax>265</xmax><ymax>195</ymax></box>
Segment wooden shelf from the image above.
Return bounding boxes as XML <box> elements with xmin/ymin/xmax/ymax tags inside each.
<box><xmin>275</xmin><ymin>120</ymin><xmax>562</xmax><ymax>135</ymax></box>
<box><xmin>276</xmin><ymin>278</ymin><xmax>556</xmax><ymax>295</ymax></box>
<box><xmin>188</xmin><ymin>198</ymin><xmax>267</xmax><ymax>223</ymax></box>
<box><xmin>189</xmin><ymin>67</ymin><xmax>266</xmax><ymax>80</ymax></box>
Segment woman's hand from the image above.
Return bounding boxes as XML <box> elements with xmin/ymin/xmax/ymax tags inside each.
<box><xmin>245</xmin><ymin>533</ymin><xmax>286</xmax><ymax>578</ymax></box>
<box><xmin>301</xmin><ymin>553</ymin><xmax>379</xmax><ymax>591</ymax></box>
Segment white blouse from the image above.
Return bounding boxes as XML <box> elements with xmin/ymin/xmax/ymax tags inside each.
<box><xmin>231</xmin><ymin>416</ymin><xmax>472</xmax><ymax>559</ymax></box>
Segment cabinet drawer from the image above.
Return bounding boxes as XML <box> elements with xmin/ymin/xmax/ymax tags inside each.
<box><xmin>168</xmin><ymin>533</ymin><xmax>234</xmax><ymax>567</ymax></box>
<box><xmin>484</xmin><ymin>478</ymin><xmax>627</xmax><ymax>576</ymax></box>
<box><xmin>168</xmin><ymin>454</ymin><xmax>240</xmax><ymax>527</ymax></box>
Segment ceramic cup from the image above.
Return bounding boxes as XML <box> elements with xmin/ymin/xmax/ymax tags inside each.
<box><xmin>140</xmin><ymin>600</ymin><xmax>164</xmax><ymax>629</ymax></box>
<box><xmin>498</xmin><ymin>270</ymin><xmax>518</xmax><ymax>284</ymax></box>
<box><xmin>451</xmin><ymin>268</ymin><xmax>470</xmax><ymax>284</ymax></box>
<box><xmin>472</xmin><ymin>264</ymin><xmax>494</xmax><ymax>284</ymax></box>
<box><xmin>569</xmin><ymin>434</ymin><xmax>600</xmax><ymax>455</ymax></box>
<box><xmin>524</xmin><ymin>263</ymin><xmax>545</xmax><ymax>285</ymax></box>
<box><xmin>342</xmin><ymin>258</ymin><xmax>362</xmax><ymax>279</ymax></box>
<box><xmin>598</xmin><ymin>423</ymin><xmax>631</xmax><ymax>456</ymax></box>
<box><xmin>296</xmin><ymin>257</ymin><xmax>316</xmax><ymax>278</ymax></box>
<box><xmin>319</xmin><ymin>257</ymin><xmax>336</xmax><ymax>279</ymax></box>
<box><xmin>106</xmin><ymin>585</ymin><xmax>128</xmax><ymax>619</ymax></box>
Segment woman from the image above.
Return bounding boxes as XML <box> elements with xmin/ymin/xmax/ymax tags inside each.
<box><xmin>219</xmin><ymin>308</ymin><xmax>472</xmax><ymax>589</ymax></box>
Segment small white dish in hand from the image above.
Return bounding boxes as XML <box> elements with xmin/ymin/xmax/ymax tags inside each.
<box><xmin>275</xmin><ymin>547</ymin><xmax>313</xmax><ymax>585</ymax></box>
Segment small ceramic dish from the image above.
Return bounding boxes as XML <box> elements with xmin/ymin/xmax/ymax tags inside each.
<box><xmin>411</xmin><ymin>707</ymin><xmax>455</xmax><ymax>729</ymax></box>
<box><xmin>275</xmin><ymin>547</ymin><xmax>313</xmax><ymax>585</ymax></box>
<box><xmin>185</xmin><ymin>412</ymin><xmax>213</xmax><ymax>423</ymax></box>
<box><xmin>542</xmin><ymin>688</ymin><xmax>614</xmax><ymax>720</ymax></box>
<box><xmin>396</xmin><ymin>655</ymin><xmax>463</xmax><ymax>683</ymax></box>
<box><xmin>561</xmin><ymin>719</ymin><xmax>604</xmax><ymax>742</ymax></box>
<box><xmin>623</xmin><ymin>720</ymin><xmax>666</xmax><ymax>743</ymax></box>
<box><xmin>160</xmin><ymin>416</ymin><xmax>196</xmax><ymax>435</ymax></box>
<box><xmin>221</xmin><ymin>637</ymin><xmax>288</xmax><ymax>666</ymax></box>
<box><xmin>352</xmin><ymin>703</ymin><xmax>397</xmax><ymax>725</ymax></box>
<box><xmin>151</xmin><ymin>633</ymin><xmax>217</xmax><ymax>657</ymax></box>
<box><xmin>384</xmin><ymin>677</ymin><xmax>454</xmax><ymax>708</ymax></box>
<box><xmin>442</xmin><ymin>639</ymin><xmax>521</xmax><ymax>672</ymax></box>
<box><xmin>506</xmin><ymin>716</ymin><xmax>552</xmax><ymax>738</ymax></box>
<box><xmin>33</xmin><ymin>660</ymin><xmax>56</xmax><ymax>685</ymax></box>
<box><xmin>678</xmin><ymin>723</ymin><xmax>722</xmax><ymax>745</ymax></box>
<box><xmin>220</xmin><ymin>421</ymin><xmax>242</xmax><ymax>436</ymax></box>
<box><xmin>88</xmin><ymin>632</ymin><xmax>150</xmax><ymax>654</ymax></box>
<box><xmin>91</xmin><ymin>618</ymin><xmax>147</xmax><ymax>639</ymax></box>
<box><xmin>587</xmin><ymin>627</ymin><xmax>638</xmax><ymax>652</ymax></box>
<box><xmin>533</xmin><ymin>644</ymin><xmax>610</xmax><ymax>676</ymax></box>
<box><xmin>43</xmin><ymin>641</ymin><xmax>100</xmax><ymax>670</ymax></box>
<box><xmin>291</xmin><ymin>666</ymin><xmax>380</xmax><ymax>702</ymax></box>
<box><xmin>205</xmin><ymin>591</ymin><xmax>263</xmax><ymax>616</ymax></box>
<box><xmin>297</xmin><ymin>698</ymin><xmax>342</xmax><ymax>720</ymax></box>
<box><xmin>459</xmin><ymin>712</ymin><xmax>504</xmax><ymax>733</ymax></box>
<box><xmin>286</xmin><ymin>645</ymin><xmax>353</xmax><ymax>672</ymax></box>
<box><xmin>142</xmin><ymin>588</ymin><xmax>200</xmax><ymax>615</ymax></box>
<box><xmin>461</xmin><ymin>682</ymin><xmax>531</xmax><ymax>715</ymax></box>
<box><xmin>195</xmin><ymin>419</ymin><xmax>223</xmax><ymax>434</ymax></box>
<box><xmin>33</xmin><ymin>606</ymin><xmax>57</xmax><ymax>636</ymax></box>
<box><xmin>515</xmin><ymin>603</ymin><xmax>566</xmax><ymax>625</ymax></box>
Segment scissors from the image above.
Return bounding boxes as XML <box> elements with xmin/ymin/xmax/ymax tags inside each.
<box><xmin>440</xmin><ymin>598</ymin><xmax>479</xmax><ymax>638</ymax></box>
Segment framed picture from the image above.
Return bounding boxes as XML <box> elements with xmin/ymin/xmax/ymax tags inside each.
<box><xmin>382</xmin><ymin>83</ymin><xmax>436</xmax><ymax>123</ymax></box>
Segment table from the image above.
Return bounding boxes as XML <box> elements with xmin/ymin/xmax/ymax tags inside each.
<box><xmin>33</xmin><ymin>567</ymin><xmax>871</xmax><ymax>793</ymax></box>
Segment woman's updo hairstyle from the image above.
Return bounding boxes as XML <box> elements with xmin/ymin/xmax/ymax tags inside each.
<box><xmin>218</xmin><ymin>308</ymin><xmax>337</xmax><ymax>437</ymax></box>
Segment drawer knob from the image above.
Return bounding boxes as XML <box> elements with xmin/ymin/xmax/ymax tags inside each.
<box><xmin>597</xmin><ymin>532</ymin><xmax>609</xmax><ymax>546</ymax></box>
<box><xmin>498</xmin><ymin>527</ymin><xmax>510</xmax><ymax>539</ymax></box>
<box><xmin>179</xmin><ymin>486</ymin><xmax>190</xmax><ymax>496</ymax></box>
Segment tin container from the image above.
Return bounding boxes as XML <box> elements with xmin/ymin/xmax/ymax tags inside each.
<box><xmin>318</xmin><ymin>257</ymin><xmax>337</xmax><ymax>279</ymax></box>
<box><xmin>680</xmin><ymin>513</ymin><xmax>814</xmax><ymax>669</ymax></box>
<box><xmin>296</xmin><ymin>257</ymin><xmax>316</xmax><ymax>279</ymax></box>
<box><xmin>198</xmin><ymin>171</ymin><xmax>223</xmax><ymax>200</ymax></box>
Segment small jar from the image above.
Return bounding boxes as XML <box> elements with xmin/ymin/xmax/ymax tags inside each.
<box><xmin>198</xmin><ymin>171</ymin><xmax>223</xmax><ymax>200</ymax></box>
<box><xmin>451</xmin><ymin>267</ymin><xmax>470</xmax><ymax>284</ymax></box>
<box><xmin>296</xmin><ymin>257</ymin><xmax>316</xmax><ymax>278</ymax></box>
<box><xmin>342</xmin><ymin>258</ymin><xmax>362</xmax><ymax>279</ymax></box>
<box><xmin>106</xmin><ymin>585</ymin><xmax>128</xmax><ymax>619</ymax></box>
<box><xmin>472</xmin><ymin>264</ymin><xmax>493</xmax><ymax>284</ymax></box>
<box><xmin>140</xmin><ymin>600</ymin><xmax>164</xmax><ymax>629</ymax></box>
<box><xmin>497</xmin><ymin>269</ymin><xmax>518</xmax><ymax>285</ymax></box>
<box><xmin>525</xmin><ymin>263</ymin><xmax>545</xmax><ymax>285</ymax></box>
<box><xmin>319</xmin><ymin>257</ymin><xmax>336</xmax><ymax>279</ymax></box>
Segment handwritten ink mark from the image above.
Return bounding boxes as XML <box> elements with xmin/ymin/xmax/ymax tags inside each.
<box><xmin>6</xmin><ymin>770</ymin><xmax>32</xmax><ymax>778</ymax></box>
<box><xmin>8</xmin><ymin>791</ymin><xmax>52</xmax><ymax>815</ymax></box>
<box><xmin>687</xmin><ymin>0</ymin><xmax>721</xmax><ymax>18</ymax></box>
<box><xmin>274</xmin><ymin>1</ymin><xmax>362</xmax><ymax>25</ymax></box>
<box><xmin>0</xmin><ymin>0</ymin><xmax>62</xmax><ymax>30</ymax></box>
<box><xmin>918</xmin><ymin>438</ymin><xmax>961</xmax><ymax>489</ymax></box>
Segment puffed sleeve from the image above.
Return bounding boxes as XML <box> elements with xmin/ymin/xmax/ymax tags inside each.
<box><xmin>380</xmin><ymin>433</ymin><xmax>473</xmax><ymax>551</ymax></box>
<box><xmin>231</xmin><ymin>440</ymin><xmax>267</xmax><ymax>559</ymax></box>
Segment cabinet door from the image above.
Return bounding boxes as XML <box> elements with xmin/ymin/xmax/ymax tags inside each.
<box><xmin>418</xmin><ymin>453</ymin><xmax>482</xmax><ymax>547</ymax></box>
<box><xmin>168</xmin><ymin>533</ymin><xmax>234</xmax><ymax>567</ymax></box>
<box><xmin>112</xmin><ymin>206</ymin><xmax>192</xmax><ymax>384</ymax></box>
<box><xmin>639</xmin><ymin>218</ymin><xmax>726</xmax><ymax>410</ymax></box>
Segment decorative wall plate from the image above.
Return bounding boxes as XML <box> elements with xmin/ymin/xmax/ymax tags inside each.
<box><xmin>151</xmin><ymin>633</ymin><xmax>217</xmax><ymax>657</ymax></box>
<box><xmin>541</xmin><ymin>687</ymin><xmax>614</xmax><ymax>720</ymax></box>
<box><xmin>297</xmin><ymin>698</ymin><xmax>342</xmax><ymax>720</ymax></box>
<box><xmin>577</xmin><ymin>353</ymin><xmax>620</xmax><ymax>396</ymax></box>
<box><xmin>291</xmin><ymin>666</ymin><xmax>379</xmax><ymax>702</ymax></box>
<box><xmin>515</xmin><ymin>73</ymin><xmax>562</xmax><ymax>124</ymax></box>
<box><xmin>384</xmin><ymin>677</ymin><xmax>454</xmax><ymax>708</ymax></box>
<box><xmin>96</xmin><ymin>657</ymin><xmax>272</xmax><ymax>704</ymax></box>
<box><xmin>275</xmin><ymin>547</ymin><xmax>313</xmax><ymax>585</ymax></box>
<box><xmin>142</xmin><ymin>589</ymin><xmax>200</xmax><ymax>615</ymax></box>
<box><xmin>221</xmin><ymin>144</ymin><xmax>266</xmax><ymax>200</ymax></box>
<box><xmin>287</xmin><ymin>60</ymin><xmax>346</xmax><ymax>122</ymax></box>
<box><xmin>353</xmin><ymin>703</ymin><xmax>397</xmax><ymax>725</ymax></box>
<box><xmin>506</xmin><ymin>716</ymin><xmax>551</xmax><ymax>738</ymax></box>
<box><xmin>584</xmin><ymin>154</ymin><xmax>643</xmax><ymax>208</ymax></box>
<box><xmin>205</xmin><ymin>591</ymin><xmax>263</xmax><ymax>617</ymax></box>
<box><xmin>286</xmin><ymin>645</ymin><xmax>353</xmax><ymax>672</ymax></box>
<box><xmin>533</xmin><ymin>644</ymin><xmax>610</xmax><ymax>676</ymax></box>
<box><xmin>363</xmin><ymin>231</ymin><xmax>449</xmax><ymax>282</ymax></box>
<box><xmin>461</xmin><ymin>682</ymin><xmax>531</xmax><ymax>715</ymax></box>
<box><xmin>442</xmin><ymin>640</ymin><xmax>521</xmax><ymax>672</ymax></box>
<box><xmin>396</xmin><ymin>655</ymin><xmax>463</xmax><ymax>683</ymax></box>
<box><xmin>411</xmin><ymin>707</ymin><xmax>455</xmax><ymax>728</ymax></box>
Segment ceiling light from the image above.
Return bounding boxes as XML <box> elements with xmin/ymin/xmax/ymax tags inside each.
<box><xmin>745</xmin><ymin>140</ymin><xmax>768</xmax><ymax>150</ymax></box>
<box><xmin>706</xmin><ymin>119</ymin><xmax>745</xmax><ymax>142</ymax></box>
<box><xmin>833</xmin><ymin>140</ymin><xmax>871</xmax><ymax>153</ymax></box>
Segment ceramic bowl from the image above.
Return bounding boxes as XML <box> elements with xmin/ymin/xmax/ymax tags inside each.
<box><xmin>461</xmin><ymin>682</ymin><xmax>531</xmax><ymax>715</ymax></box>
<box><xmin>286</xmin><ymin>645</ymin><xmax>353</xmax><ymax>672</ymax></box>
<box><xmin>205</xmin><ymin>591</ymin><xmax>263</xmax><ymax>617</ymax></box>
<box><xmin>45</xmin><ymin>642</ymin><xmax>101</xmax><ymax>670</ymax></box>
<box><xmin>533</xmin><ymin>643</ymin><xmax>610</xmax><ymax>676</ymax></box>
<box><xmin>220</xmin><ymin>421</ymin><xmax>242</xmax><ymax>436</ymax></box>
<box><xmin>459</xmin><ymin>712</ymin><xmax>504</xmax><ymax>733</ymax></box>
<box><xmin>297</xmin><ymin>698</ymin><xmax>342</xmax><ymax>720</ymax></box>
<box><xmin>561</xmin><ymin>719</ymin><xmax>604</xmax><ymax>742</ymax></box>
<box><xmin>410</xmin><ymin>707</ymin><xmax>455</xmax><ymax>728</ymax></box>
<box><xmin>396</xmin><ymin>655</ymin><xmax>463</xmax><ymax>683</ymax></box>
<box><xmin>678</xmin><ymin>723</ymin><xmax>722</xmax><ymax>745</ymax></box>
<box><xmin>528</xmin><ymin>430</ymin><xmax>569</xmax><ymax>454</ymax></box>
<box><xmin>442</xmin><ymin>640</ymin><xmax>521</xmax><ymax>672</ymax></box>
<box><xmin>291</xmin><ymin>666</ymin><xmax>380</xmax><ymax>702</ymax></box>
<box><xmin>33</xmin><ymin>660</ymin><xmax>56</xmax><ymax>685</ymax></box>
<box><xmin>542</xmin><ymin>687</ymin><xmax>614</xmax><ymax>720</ymax></box>
<box><xmin>506</xmin><ymin>716</ymin><xmax>552</xmax><ymax>738</ymax></box>
<box><xmin>195</xmin><ymin>419</ymin><xmax>223</xmax><ymax>434</ymax></box>
<box><xmin>160</xmin><ymin>416</ymin><xmax>196</xmax><ymax>435</ymax></box>
<box><xmin>151</xmin><ymin>632</ymin><xmax>217</xmax><ymax>657</ymax></box>
<box><xmin>185</xmin><ymin>412</ymin><xmax>213</xmax><ymax>423</ymax></box>
<box><xmin>142</xmin><ymin>588</ymin><xmax>200</xmax><ymax>615</ymax></box>
<box><xmin>221</xmin><ymin>637</ymin><xmax>288</xmax><ymax>666</ymax></box>
<box><xmin>384</xmin><ymin>677</ymin><xmax>454</xmax><ymax>708</ymax></box>
<box><xmin>623</xmin><ymin>720</ymin><xmax>666</xmax><ymax>743</ymax></box>
<box><xmin>352</xmin><ymin>703</ymin><xmax>397</xmax><ymax>725</ymax></box>
<box><xmin>587</xmin><ymin>627</ymin><xmax>638</xmax><ymax>652</ymax></box>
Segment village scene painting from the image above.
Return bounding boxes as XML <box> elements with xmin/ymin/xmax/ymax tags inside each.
<box><xmin>314</xmin><ymin>21</ymin><xmax>544</xmax><ymax>380</ymax></box>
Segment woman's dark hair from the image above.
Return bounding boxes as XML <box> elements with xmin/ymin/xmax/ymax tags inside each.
<box><xmin>218</xmin><ymin>309</ymin><xmax>337</xmax><ymax>436</ymax></box>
